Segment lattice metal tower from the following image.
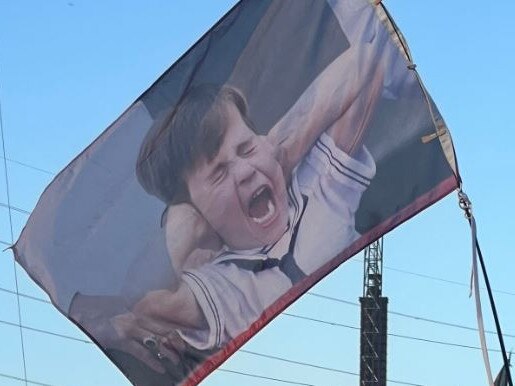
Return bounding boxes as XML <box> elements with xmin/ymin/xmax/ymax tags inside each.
<box><xmin>360</xmin><ymin>238</ymin><xmax>388</xmax><ymax>386</ymax></box>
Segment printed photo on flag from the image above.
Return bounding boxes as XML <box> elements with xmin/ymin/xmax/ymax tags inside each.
<box><xmin>13</xmin><ymin>1</ymin><xmax>459</xmax><ymax>385</ymax></box>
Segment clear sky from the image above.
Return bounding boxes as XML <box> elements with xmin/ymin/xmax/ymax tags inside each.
<box><xmin>1</xmin><ymin>1</ymin><xmax>514</xmax><ymax>386</ymax></box>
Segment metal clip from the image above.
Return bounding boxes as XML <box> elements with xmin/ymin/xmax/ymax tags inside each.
<box><xmin>457</xmin><ymin>188</ymin><xmax>473</xmax><ymax>219</ymax></box>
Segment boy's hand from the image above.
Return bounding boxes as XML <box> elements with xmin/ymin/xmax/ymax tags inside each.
<box><xmin>108</xmin><ymin>311</ymin><xmax>183</xmax><ymax>371</ymax></box>
<box><xmin>164</xmin><ymin>203</ymin><xmax>222</xmax><ymax>272</ymax></box>
<box><xmin>69</xmin><ymin>293</ymin><xmax>179</xmax><ymax>373</ymax></box>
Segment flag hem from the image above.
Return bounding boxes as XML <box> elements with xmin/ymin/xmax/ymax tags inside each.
<box><xmin>182</xmin><ymin>174</ymin><xmax>458</xmax><ymax>386</ymax></box>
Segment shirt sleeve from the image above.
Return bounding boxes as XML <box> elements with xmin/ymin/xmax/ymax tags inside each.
<box><xmin>297</xmin><ymin>132</ymin><xmax>376</xmax><ymax>213</ymax></box>
<box><xmin>292</xmin><ymin>132</ymin><xmax>376</xmax><ymax>275</ymax></box>
<box><xmin>178</xmin><ymin>260</ymin><xmax>291</xmax><ymax>350</ymax></box>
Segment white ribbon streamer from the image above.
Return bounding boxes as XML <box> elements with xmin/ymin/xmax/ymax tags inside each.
<box><xmin>469</xmin><ymin>215</ymin><xmax>494</xmax><ymax>386</ymax></box>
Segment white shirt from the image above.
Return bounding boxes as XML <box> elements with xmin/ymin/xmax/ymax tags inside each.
<box><xmin>180</xmin><ymin>133</ymin><xmax>375</xmax><ymax>350</ymax></box>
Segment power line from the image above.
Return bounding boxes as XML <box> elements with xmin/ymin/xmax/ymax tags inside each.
<box><xmin>0</xmin><ymin>202</ymin><xmax>31</xmax><ymax>215</ymax></box>
<box><xmin>0</xmin><ymin>273</ymin><xmax>497</xmax><ymax>384</ymax></box>
<box><xmin>0</xmin><ymin>308</ymin><xmax>506</xmax><ymax>359</ymax></box>
<box><xmin>387</xmin><ymin>309</ymin><xmax>510</xmax><ymax>337</ymax></box>
<box><xmin>384</xmin><ymin>265</ymin><xmax>515</xmax><ymax>297</ymax></box>
<box><xmin>217</xmin><ymin>368</ymin><xmax>317</xmax><ymax>386</ymax></box>
<box><xmin>0</xmin><ymin>368</ymin><xmax>321</xmax><ymax>386</ymax></box>
<box><xmin>239</xmin><ymin>349</ymin><xmax>425</xmax><ymax>386</ymax></box>
<box><xmin>282</xmin><ymin>312</ymin><xmax>358</xmax><ymax>330</ymax></box>
<box><xmin>307</xmin><ymin>291</ymin><xmax>515</xmax><ymax>338</ymax></box>
<box><xmin>388</xmin><ymin>331</ymin><xmax>502</xmax><ymax>353</ymax></box>
<box><xmin>0</xmin><ymin>156</ymin><xmax>56</xmax><ymax>176</ymax></box>
<box><xmin>1</xmin><ymin>285</ymin><xmax>514</xmax><ymax>340</ymax></box>
<box><xmin>218</xmin><ymin>368</ymin><xmax>318</xmax><ymax>386</ymax></box>
<box><xmin>0</xmin><ymin>287</ymin><xmax>52</xmax><ymax>304</ymax></box>
<box><xmin>4</xmin><ymin>234</ymin><xmax>514</xmax><ymax>297</ymax></box>
<box><xmin>240</xmin><ymin>348</ymin><xmax>360</xmax><ymax>376</ymax></box>
<box><xmin>0</xmin><ymin>319</ymin><xmax>91</xmax><ymax>344</ymax></box>
<box><xmin>0</xmin><ymin>372</ymin><xmax>55</xmax><ymax>386</ymax></box>
<box><xmin>280</xmin><ymin>312</ymin><xmax>503</xmax><ymax>353</ymax></box>
<box><xmin>350</xmin><ymin>258</ymin><xmax>515</xmax><ymax>297</ymax></box>
<box><xmin>0</xmin><ymin>312</ymin><xmax>489</xmax><ymax>386</ymax></box>
<box><xmin>0</xmin><ymin>322</ymin><xmax>335</xmax><ymax>386</ymax></box>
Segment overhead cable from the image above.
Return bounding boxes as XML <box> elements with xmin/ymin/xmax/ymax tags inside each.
<box><xmin>1</xmin><ymin>286</ymin><xmax>513</xmax><ymax>339</ymax></box>
<box><xmin>0</xmin><ymin>372</ymin><xmax>54</xmax><ymax>386</ymax></box>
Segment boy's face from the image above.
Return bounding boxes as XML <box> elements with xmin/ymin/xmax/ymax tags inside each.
<box><xmin>186</xmin><ymin>103</ymin><xmax>289</xmax><ymax>251</ymax></box>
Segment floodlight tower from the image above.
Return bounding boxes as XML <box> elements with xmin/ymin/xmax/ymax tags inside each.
<box><xmin>359</xmin><ymin>237</ymin><xmax>388</xmax><ymax>386</ymax></box>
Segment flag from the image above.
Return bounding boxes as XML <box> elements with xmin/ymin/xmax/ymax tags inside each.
<box><xmin>13</xmin><ymin>0</ymin><xmax>459</xmax><ymax>385</ymax></box>
<box><xmin>494</xmin><ymin>354</ymin><xmax>512</xmax><ymax>386</ymax></box>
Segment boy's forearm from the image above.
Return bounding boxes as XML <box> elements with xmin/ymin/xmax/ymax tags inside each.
<box><xmin>166</xmin><ymin>236</ymin><xmax>198</xmax><ymax>275</ymax></box>
<box><xmin>164</xmin><ymin>204</ymin><xmax>219</xmax><ymax>274</ymax></box>
<box><xmin>326</xmin><ymin>58</ymin><xmax>384</xmax><ymax>154</ymax></box>
<box><xmin>269</xmin><ymin>39</ymin><xmax>384</xmax><ymax>172</ymax></box>
<box><xmin>133</xmin><ymin>283</ymin><xmax>206</xmax><ymax>331</ymax></box>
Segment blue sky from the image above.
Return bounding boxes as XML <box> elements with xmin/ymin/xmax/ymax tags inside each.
<box><xmin>1</xmin><ymin>1</ymin><xmax>514</xmax><ymax>386</ymax></box>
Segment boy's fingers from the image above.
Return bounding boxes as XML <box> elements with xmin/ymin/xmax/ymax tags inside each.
<box><xmin>163</xmin><ymin>330</ymin><xmax>187</xmax><ymax>355</ymax></box>
<box><xmin>158</xmin><ymin>345</ymin><xmax>182</xmax><ymax>365</ymax></box>
<box><xmin>107</xmin><ymin>312</ymin><xmax>185</xmax><ymax>374</ymax></box>
<box><xmin>135</xmin><ymin>314</ymin><xmax>176</xmax><ymax>336</ymax></box>
<box><xmin>123</xmin><ymin>340</ymin><xmax>166</xmax><ymax>374</ymax></box>
<box><xmin>120</xmin><ymin>320</ymin><xmax>168</xmax><ymax>368</ymax></box>
<box><xmin>134</xmin><ymin>329</ymin><xmax>183</xmax><ymax>367</ymax></box>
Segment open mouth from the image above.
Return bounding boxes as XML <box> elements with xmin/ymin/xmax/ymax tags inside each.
<box><xmin>248</xmin><ymin>185</ymin><xmax>276</xmax><ymax>225</ymax></box>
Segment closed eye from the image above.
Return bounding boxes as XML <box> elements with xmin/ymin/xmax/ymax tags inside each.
<box><xmin>239</xmin><ymin>141</ymin><xmax>256</xmax><ymax>157</ymax></box>
<box><xmin>211</xmin><ymin>164</ymin><xmax>227</xmax><ymax>184</ymax></box>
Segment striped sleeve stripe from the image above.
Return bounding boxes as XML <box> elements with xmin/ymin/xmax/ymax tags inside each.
<box><xmin>317</xmin><ymin>137</ymin><xmax>372</xmax><ymax>182</ymax></box>
<box><xmin>317</xmin><ymin>134</ymin><xmax>371</xmax><ymax>181</ymax></box>
<box><xmin>315</xmin><ymin>140</ymin><xmax>371</xmax><ymax>187</ymax></box>
<box><xmin>184</xmin><ymin>271</ymin><xmax>222</xmax><ymax>347</ymax></box>
<box><xmin>287</xmin><ymin>185</ymin><xmax>300</xmax><ymax>225</ymax></box>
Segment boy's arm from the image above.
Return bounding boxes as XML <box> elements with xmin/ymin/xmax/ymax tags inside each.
<box><xmin>69</xmin><ymin>206</ymin><xmax>218</xmax><ymax>367</ymax></box>
<box><xmin>326</xmin><ymin>56</ymin><xmax>384</xmax><ymax>153</ymax></box>
<box><xmin>132</xmin><ymin>283</ymin><xmax>207</xmax><ymax>331</ymax></box>
<box><xmin>164</xmin><ymin>203</ymin><xmax>222</xmax><ymax>275</ymax></box>
<box><xmin>129</xmin><ymin>204</ymin><xmax>221</xmax><ymax>330</ymax></box>
<box><xmin>268</xmin><ymin>37</ymin><xmax>384</xmax><ymax>175</ymax></box>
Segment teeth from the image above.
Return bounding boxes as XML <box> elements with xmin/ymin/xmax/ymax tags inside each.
<box><xmin>252</xmin><ymin>186</ymin><xmax>266</xmax><ymax>200</ymax></box>
<box><xmin>252</xmin><ymin>199</ymin><xmax>276</xmax><ymax>224</ymax></box>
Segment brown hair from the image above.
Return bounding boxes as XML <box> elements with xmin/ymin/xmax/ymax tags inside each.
<box><xmin>136</xmin><ymin>84</ymin><xmax>254</xmax><ymax>204</ymax></box>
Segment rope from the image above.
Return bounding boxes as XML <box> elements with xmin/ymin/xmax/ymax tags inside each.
<box><xmin>476</xmin><ymin>233</ymin><xmax>514</xmax><ymax>386</ymax></box>
<box><xmin>458</xmin><ymin>187</ymin><xmax>513</xmax><ymax>386</ymax></box>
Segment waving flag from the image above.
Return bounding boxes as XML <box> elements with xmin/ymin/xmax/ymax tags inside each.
<box><xmin>13</xmin><ymin>0</ymin><xmax>459</xmax><ymax>385</ymax></box>
<box><xmin>494</xmin><ymin>354</ymin><xmax>512</xmax><ymax>386</ymax></box>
